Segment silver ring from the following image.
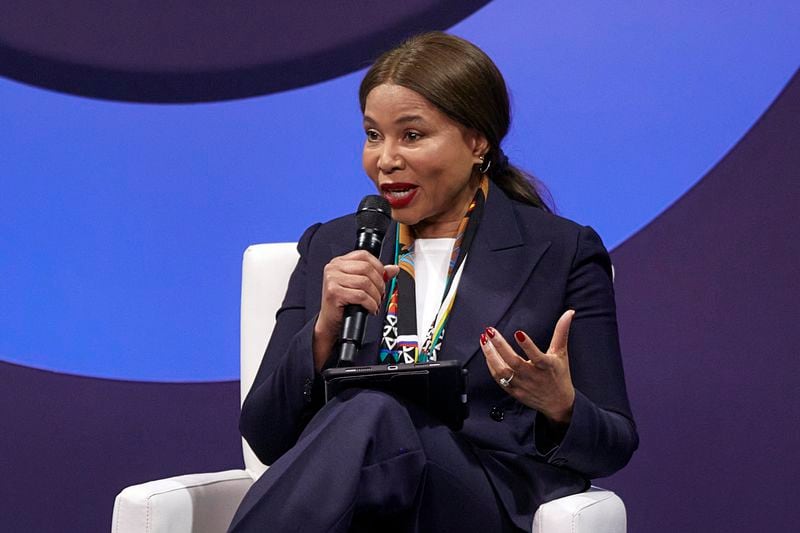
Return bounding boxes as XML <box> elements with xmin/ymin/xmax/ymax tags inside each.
<box><xmin>499</xmin><ymin>372</ymin><xmax>515</xmax><ymax>388</ymax></box>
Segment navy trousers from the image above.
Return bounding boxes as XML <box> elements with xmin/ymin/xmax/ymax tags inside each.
<box><xmin>228</xmin><ymin>389</ymin><xmax>516</xmax><ymax>532</ymax></box>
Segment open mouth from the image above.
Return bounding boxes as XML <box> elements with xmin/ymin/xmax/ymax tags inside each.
<box><xmin>380</xmin><ymin>183</ymin><xmax>419</xmax><ymax>208</ymax></box>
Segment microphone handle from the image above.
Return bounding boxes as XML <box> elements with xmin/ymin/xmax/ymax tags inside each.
<box><xmin>337</xmin><ymin>229</ymin><xmax>385</xmax><ymax>366</ymax></box>
<box><xmin>338</xmin><ymin>305</ymin><xmax>370</xmax><ymax>365</ymax></box>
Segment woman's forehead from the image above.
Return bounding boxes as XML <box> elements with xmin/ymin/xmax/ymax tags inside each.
<box><xmin>363</xmin><ymin>84</ymin><xmax>439</xmax><ymax>120</ymax></box>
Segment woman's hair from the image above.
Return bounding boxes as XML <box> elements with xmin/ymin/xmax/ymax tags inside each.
<box><xmin>359</xmin><ymin>32</ymin><xmax>552</xmax><ymax>211</ymax></box>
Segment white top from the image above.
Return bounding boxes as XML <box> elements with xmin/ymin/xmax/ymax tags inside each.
<box><xmin>413</xmin><ymin>238</ymin><xmax>456</xmax><ymax>341</ymax></box>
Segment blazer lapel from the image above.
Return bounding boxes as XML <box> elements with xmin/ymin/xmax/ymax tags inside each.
<box><xmin>442</xmin><ymin>183</ymin><xmax>551</xmax><ymax>367</ymax></box>
<box><xmin>366</xmin><ymin>222</ymin><xmax>397</xmax><ymax>349</ymax></box>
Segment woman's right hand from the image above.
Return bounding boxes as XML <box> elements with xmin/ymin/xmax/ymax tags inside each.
<box><xmin>313</xmin><ymin>250</ymin><xmax>399</xmax><ymax>371</ymax></box>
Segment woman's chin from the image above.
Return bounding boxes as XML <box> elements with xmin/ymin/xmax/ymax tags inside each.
<box><xmin>390</xmin><ymin>209</ymin><xmax>422</xmax><ymax>227</ymax></box>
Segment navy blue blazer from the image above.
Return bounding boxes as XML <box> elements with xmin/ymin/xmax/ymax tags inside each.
<box><xmin>241</xmin><ymin>181</ymin><xmax>638</xmax><ymax>530</ymax></box>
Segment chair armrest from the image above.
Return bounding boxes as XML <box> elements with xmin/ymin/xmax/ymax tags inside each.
<box><xmin>112</xmin><ymin>470</ymin><xmax>254</xmax><ymax>533</ymax></box>
<box><xmin>532</xmin><ymin>487</ymin><xmax>626</xmax><ymax>533</ymax></box>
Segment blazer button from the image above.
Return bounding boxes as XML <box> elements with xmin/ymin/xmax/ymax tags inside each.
<box><xmin>302</xmin><ymin>378</ymin><xmax>313</xmax><ymax>402</ymax></box>
<box><xmin>489</xmin><ymin>406</ymin><xmax>505</xmax><ymax>422</ymax></box>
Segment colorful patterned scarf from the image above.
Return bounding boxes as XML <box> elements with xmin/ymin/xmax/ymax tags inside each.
<box><xmin>379</xmin><ymin>178</ymin><xmax>488</xmax><ymax>364</ymax></box>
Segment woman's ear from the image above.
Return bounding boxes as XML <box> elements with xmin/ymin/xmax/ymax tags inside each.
<box><xmin>470</xmin><ymin>131</ymin><xmax>490</xmax><ymax>163</ymax></box>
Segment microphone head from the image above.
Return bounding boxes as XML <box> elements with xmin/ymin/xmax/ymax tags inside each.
<box><xmin>356</xmin><ymin>195</ymin><xmax>392</xmax><ymax>236</ymax></box>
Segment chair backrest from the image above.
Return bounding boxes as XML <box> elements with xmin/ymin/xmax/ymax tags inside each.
<box><xmin>240</xmin><ymin>243</ymin><xmax>299</xmax><ymax>478</ymax></box>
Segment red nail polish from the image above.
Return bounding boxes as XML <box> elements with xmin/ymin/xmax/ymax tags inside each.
<box><xmin>480</xmin><ymin>333</ymin><xmax>488</xmax><ymax>345</ymax></box>
<box><xmin>486</xmin><ymin>327</ymin><xmax>496</xmax><ymax>338</ymax></box>
<box><xmin>383</xmin><ymin>271</ymin><xmax>388</xmax><ymax>283</ymax></box>
<box><xmin>514</xmin><ymin>330</ymin><xmax>526</xmax><ymax>343</ymax></box>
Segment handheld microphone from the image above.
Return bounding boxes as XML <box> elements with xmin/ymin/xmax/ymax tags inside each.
<box><xmin>337</xmin><ymin>195</ymin><xmax>392</xmax><ymax>366</ymax></box>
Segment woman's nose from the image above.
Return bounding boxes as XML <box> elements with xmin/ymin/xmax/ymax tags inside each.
<box><xmin>377</xmin><ymin>142</ymin><xmax>403</xmax><ymax>173</ymax></box>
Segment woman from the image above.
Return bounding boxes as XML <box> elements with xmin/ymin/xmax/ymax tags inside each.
<box><xmin>230</xmin><ymin>32</ymin><xmax>638</xmax><ymax>532</ymax></box>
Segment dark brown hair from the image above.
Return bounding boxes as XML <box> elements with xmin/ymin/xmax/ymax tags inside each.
<box><xmin>359</xmin><ymin>32</ymin><xmax>552</xmax><ymax>211</ymax></box>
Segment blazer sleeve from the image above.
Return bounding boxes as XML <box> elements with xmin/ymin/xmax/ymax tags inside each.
<box><xmin>239</xmin><ymin>222</ymin><xmax>327</xmax><ymax>466</ymax></box>
<box><xmin>532</xmin><ymin>225</ymin><xmax>639</xmax><ymax>479</ymax></box>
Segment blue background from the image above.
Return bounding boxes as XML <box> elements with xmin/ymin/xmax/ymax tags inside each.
<box><xmin>1</xmin><ymin>0</ymin><xmax>798</xmax><ymax>381</ymax></box>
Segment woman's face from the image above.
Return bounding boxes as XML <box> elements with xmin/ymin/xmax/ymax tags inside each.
<box><xmin>362</xmin><ymin>84</ymin><xmax>488</xmax><ymax>238</ymax></box>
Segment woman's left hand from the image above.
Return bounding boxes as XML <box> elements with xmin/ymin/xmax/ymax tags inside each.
<box><xmin>480</xmin><ymin>310</ymin><xmax>576</xmax><ymax>425</ymax></box>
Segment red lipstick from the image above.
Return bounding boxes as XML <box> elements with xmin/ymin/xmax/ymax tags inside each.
<box><xmin>380</xmin><ymin>183</ymin><xmax>419</xmax><ymax>209</ymax></box>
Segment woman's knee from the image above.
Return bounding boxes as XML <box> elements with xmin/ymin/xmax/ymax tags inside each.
<box><xmin>304</xmin><ymin>388</ymin><xmax>418</xmax><ymax>444</ymax></box>
<box><xmin>328</xmin><ymin>387</ymin><xmax>408</xmax><ymax>417</ymax></box>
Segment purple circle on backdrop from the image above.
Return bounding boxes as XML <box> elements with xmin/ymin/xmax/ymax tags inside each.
<box><xmin>0</xmin><ymin>0</ymin><xmax>489</xmax><ymax>101</ymax></box>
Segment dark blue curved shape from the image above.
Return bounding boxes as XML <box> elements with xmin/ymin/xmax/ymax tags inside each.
<box><xmin>606</xmin><ymin>68</ymin><xmax>800</xmax><ymax>532</ymax></box>
<box><xmin>0</xmin><ymin>0</ymin><xmax>490</xmax><ymax>102</ymax></box>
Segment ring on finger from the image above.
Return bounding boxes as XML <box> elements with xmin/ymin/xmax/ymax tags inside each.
<box><xmin>499</xmin><ymin>371</ymin><xmax>515</xmax><ymax>388</ymax></box>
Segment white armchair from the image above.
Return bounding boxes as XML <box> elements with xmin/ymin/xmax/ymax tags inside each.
<box><xmin>112</xmin><ymin>243</ymin><xmax>626</xmax><ymax>533</ymax></box>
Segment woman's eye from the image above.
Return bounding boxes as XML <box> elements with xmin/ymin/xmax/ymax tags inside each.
<box><xmin>404</xmin><ymin>131</ymin><xmax>422</xmax><ymax>141</ymax></box>
<box><xmin>365</xmin><ymin>130</ymin><xmax>380</xmax><ymax>142</ymax></box>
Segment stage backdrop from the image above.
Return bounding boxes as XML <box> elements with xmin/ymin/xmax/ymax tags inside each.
<box><xmin>1</xmin><ymin>1</ymin><xmax>798</xmax><ymax>531</ymax></box>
